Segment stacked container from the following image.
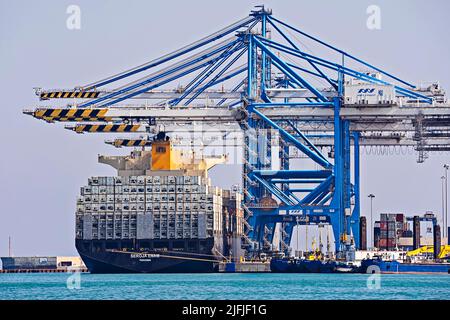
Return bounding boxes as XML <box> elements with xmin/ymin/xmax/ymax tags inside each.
<box><xmin>376</xmin><ymin>213</ymin><xmax>407</xmax><ymax>250</ymax></box>
<box><xmin>76</xmin><ymin>174</ymin><xmax>223</xmax><ymax>241</ymax></box>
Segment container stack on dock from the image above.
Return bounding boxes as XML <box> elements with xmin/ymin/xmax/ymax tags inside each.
<box><xmin>0</xmin><ymin>256</ymin><xmax>87</xmax><ymax>273</ymax></box>
<box><xmin>377</xmin><ymin>213</ymin><xmax>406</xmax><ymax>251</ymax></box>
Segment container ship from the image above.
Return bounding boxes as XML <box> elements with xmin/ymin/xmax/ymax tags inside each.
<box><xmin>75</xmin><ymin>132</ymin><xmax>244</xmax><ymax>273</ymax></box>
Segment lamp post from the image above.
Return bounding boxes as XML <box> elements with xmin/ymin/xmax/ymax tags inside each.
<box><xmin>368</xmin><ymin>194</ymin><xmax>375</xmax><ymax>248</ymax></box>
<box><xmin>442</xmin><ymin>176</ymin><xmax>446</xmax><ymax>239</ymax></box>
<box><xmin>444</xmin><ymin>164</ymin><xmax>449</xmax><ymax>239</ymax></box>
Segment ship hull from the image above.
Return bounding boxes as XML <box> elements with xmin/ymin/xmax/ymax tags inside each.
<box><xmin>360</xmin><ymin>259</ymin><xmax>450</xmax><ymax>274</ymax></box>
<box><xmin>76</xmin><ymin>239</ymin><xmax>219</xmax><ymax>273</ymax></box>
<box><xmin>270</xmin><ymin>258</ymin><xmax>358</xmax><ymax>273</ymax></box>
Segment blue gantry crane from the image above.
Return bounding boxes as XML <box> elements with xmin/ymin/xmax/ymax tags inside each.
<box><xmin>25</xmin><ymin>7</ymin><xmax>450</xmax><ymax>259</ymax></box>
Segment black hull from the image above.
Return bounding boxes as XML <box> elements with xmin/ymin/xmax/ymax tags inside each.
<box><xmin>76</xmin><ymin>239</ymin><xmax>220</xmax><ymax>273</ymax></box>
<box><xmin>270</xmin><ymin>258</ymin><xmax>359</xmax><ymax>273</ymax></box>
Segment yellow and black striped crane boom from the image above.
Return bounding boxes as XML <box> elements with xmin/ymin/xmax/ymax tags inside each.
<box><xmin>24</xmin><ymin>108</ymin><xmax>113</xmax><ymax>122</ymax></box>
<box><xmin>65</xmin><ymin>123</ymin><xmax>143</xmax><ymax>134</ymax></box>
<box><xmin>39</xmin><ymin>91</ymin><xmax>100</xmax><ymax>100</ymax></box>
<box><xmin>105</xmin><ymin>138</ymin><xmax>151</xmax><ymax>148</ymax></box>
<box><xmin>37</xmin><ymin>88</ymin><xmax>317</xmax><ymax>100</ymax></box>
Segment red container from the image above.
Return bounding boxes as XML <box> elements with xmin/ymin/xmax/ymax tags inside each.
<box><xmin>379</xmin><ymin>239</ymin><xmax>387</xmax><ymax>247</ymax></box>
<box><xmin>380</xmin><ymin>222</ymin><xmax>388</xmax><ymax>230</ymax></box>
<box><xmin>396</xmin><ymin>214</ymin><xmax>404</xmax><ymax>222</ymax></box>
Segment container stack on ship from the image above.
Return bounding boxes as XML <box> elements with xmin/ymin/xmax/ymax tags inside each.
<box><xmin>75</xmin><ymin>132</ymin><xmax>244</xmax><ymax>273</ymax></box>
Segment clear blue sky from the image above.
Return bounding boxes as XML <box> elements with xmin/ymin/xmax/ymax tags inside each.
<box><xmin>1</xmin><ymin>0</ymin><xmax>449</xmax><ymax>256</ymax></box>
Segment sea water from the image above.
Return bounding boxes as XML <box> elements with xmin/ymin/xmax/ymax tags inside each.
<box><xmin>0</xmin><ymin>273</ymin><xmax>449</xmax><ymax>300</ymax></box>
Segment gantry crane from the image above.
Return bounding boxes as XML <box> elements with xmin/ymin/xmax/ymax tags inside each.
<box><xmin>24</xmin><ymin>7</ymin><xmax>450</xmax><ymax>259</ymax></box>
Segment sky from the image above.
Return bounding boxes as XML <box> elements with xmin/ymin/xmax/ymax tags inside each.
<box><xmin>0</xmin><ymin>0</ymin><xmax>449</xmax><ymax>256</ymax></box>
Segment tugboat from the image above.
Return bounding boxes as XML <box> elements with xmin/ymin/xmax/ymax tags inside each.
<box><xmin>270</xmin><ymin>250</ymin><xmax>359</xmax><ymax>273</ymax></box>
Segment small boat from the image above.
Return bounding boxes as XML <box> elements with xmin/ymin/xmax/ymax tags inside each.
<box><xmin>270</xmin><ymin>250</ymin><xmax>359</xmax><ymax>273</ymax></box>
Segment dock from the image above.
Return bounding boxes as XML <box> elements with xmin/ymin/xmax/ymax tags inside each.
<box><xmin>218</xmin><ymin>261</ymin><xmax>270</xmax><ymax>273</ymax></box>
<box><xmin>0</xmin><ymin>268</ymin><xmax>88</xmax><ymax>273</ymax></box>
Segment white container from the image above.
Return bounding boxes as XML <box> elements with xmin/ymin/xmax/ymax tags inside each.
<box><xmin>137</xmin><ymin>176</ymin><xmax>145</xmax><ymax>185</ymax></box>
<box><xmin>107</xmin><ymin>177</ymin><xmax>115</xmax><ymax>186</ymax></box>
<box><xmin>129</xmin><ymin>176</ymin><xmax>138</xmax><ymax>185</ymax></box>
<box><xmin>83</xmin><ymin>196</ymin><xmax>91</xmax><ymax>203</ymax></box>
<box><xmin>82</xmin><ymin>187</ymin><xmax>91</xmax><ymax>195</ymax></box>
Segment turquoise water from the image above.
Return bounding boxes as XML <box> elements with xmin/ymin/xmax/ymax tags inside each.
<box><xmin>0</xmin><ymin>273</ymin><xmax>449</xmax><ymax>300</ymax></box>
